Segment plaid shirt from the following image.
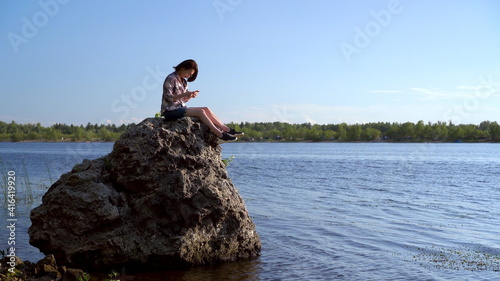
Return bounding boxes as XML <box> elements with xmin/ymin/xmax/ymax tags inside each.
<box><xmin>161</xmin><ymin>72</ymin><xmax>189</xmax><ymax>113</ymax></box>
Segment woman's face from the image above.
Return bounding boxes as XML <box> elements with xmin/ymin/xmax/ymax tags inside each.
<box><xmin>179</xmin><ymin>68</ymin><xmax>195</xmax><ymax>79</ymax></box>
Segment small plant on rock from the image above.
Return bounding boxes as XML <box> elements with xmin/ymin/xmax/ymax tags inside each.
<box><xmin>77</xmin><ymin>272</ymin><xmax>91</xmax><ymax>281</ymax></box>
<box><xmin>222</xmin><ymin>155</ymin><xmax>235</xmax><ymax>167</ymax></box>
<box><xmin>108</xmin><ymin>270</ymin><xmax>120</xmax><ymax>281</ymax></box>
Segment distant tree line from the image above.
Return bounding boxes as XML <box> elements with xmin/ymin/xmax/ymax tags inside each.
<box><xmin>1</xmin><ymin>120</ymin><xmax>499</xmax><ymax>142</ymax></box>
<box><xmin>0</xmin><ymin>121</ymin><xmax>133</xmax><ymax>142</ymax></box>
<box><xmin>227</xmin><ymin>120</ymin><xmax>500</xmax><ymax>142</ymax></box>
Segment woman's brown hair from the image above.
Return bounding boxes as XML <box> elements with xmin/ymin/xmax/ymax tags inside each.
<box><xmin>174</xmin><ymin>59</ymin><xmax>198</xmax><ymax>82</ymax></box>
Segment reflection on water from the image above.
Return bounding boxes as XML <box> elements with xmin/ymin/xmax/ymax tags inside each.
<box><xmin>97</xmin><ymin>258</ymin><xmax>261</xmax><ymax>281</ymax></box>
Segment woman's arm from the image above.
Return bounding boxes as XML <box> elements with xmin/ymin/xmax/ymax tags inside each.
<box><xmin>163</xmin><ymin>74</ymin><xmax>198</xmax><ymax>105</ymax></box>
<box><xmin>163</xmin><ymin>75</ymin><xmax>192</xmax><ymax>102</ymax></box>
<box><xmin>180</xmin><ymin>90</ymin><xmax>199</xmax><ymax>102</ymax></box>
<box><xmin>172</xmin><ymin>91</ymin><xmax>193</xmax><ymax>101</ymax></box>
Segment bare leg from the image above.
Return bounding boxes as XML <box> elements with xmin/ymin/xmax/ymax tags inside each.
<box><xmin>185</xmin><ymin>107</ymin><xmax>223</xmax><ymax>137</ymax></box>
<box><xmin>200</xmin><ymin>107</ymin><xmax>230</xmax><ymax>132</ymax></box>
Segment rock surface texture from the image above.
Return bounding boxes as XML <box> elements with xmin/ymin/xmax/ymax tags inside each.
<box><xmin>29</xmin><ymin>117</ymin><xmax>261</xmax><ymax>271</ymax></box>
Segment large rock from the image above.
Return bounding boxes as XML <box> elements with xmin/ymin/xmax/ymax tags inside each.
<box><xmin>29</xmin><ymin>117</ymin><xmax>261</xmax><ymax>271</ymax></box>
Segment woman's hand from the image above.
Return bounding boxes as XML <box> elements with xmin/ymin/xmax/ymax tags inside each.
<box><xmin>182</xmin><ymin>90</ymin><xmax>199</xmax><ymax>102</ymax></box>
<box><xmin>190</xmin><ymin>90</ymin><xmax>199</xmax><ymax>98</ymax></box>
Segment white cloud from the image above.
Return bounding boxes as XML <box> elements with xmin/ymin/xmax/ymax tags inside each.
<box><xmin>115</xmin><ymin>117</ymin><xmax>142</xmax><ymax>125</ymax></box>
<box><xmin>405</xmin><ymin>84</ymin><xmax>500</xmax><ymax>101</ymax></box>
<box><xmin>369</xmin><ymin>90</ymin><xmax>402</xmax><ymax>94</ymax></box>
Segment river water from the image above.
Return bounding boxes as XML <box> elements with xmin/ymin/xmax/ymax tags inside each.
<box><xmin>1</xmin><ymin>142</ymin><xmax>499</xmax><ymax>280</ymax></box>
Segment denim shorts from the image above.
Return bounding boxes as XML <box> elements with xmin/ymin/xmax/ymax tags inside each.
<box><xmin>162</xmin><ymin>107</ymin><xmax>187</xmax><ymax>121</ymax></box>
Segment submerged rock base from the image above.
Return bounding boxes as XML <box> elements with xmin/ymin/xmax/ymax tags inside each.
<box><xmin>29</xmin><ymin>117</ymin><xmax>261</xmax><ymax>271</ymax></box>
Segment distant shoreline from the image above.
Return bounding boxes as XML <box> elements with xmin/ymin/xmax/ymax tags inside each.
<box><xmin>2</xmin><ymin>119</ymin><xmax>499</xmax><ymax>143</ymax></box>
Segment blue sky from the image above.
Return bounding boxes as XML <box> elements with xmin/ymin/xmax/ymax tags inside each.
<box><xmin>1</xmin><ymin>0</ymin><xmax>499</xmax><ymax>126</ymax></box>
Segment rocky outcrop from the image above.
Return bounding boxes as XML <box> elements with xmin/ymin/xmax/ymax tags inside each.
<box><xmin>0</xmin><ymin>254</ymin><xmax>86</xmax><ymax>281</ymax></box>
<box><xmin>29</xmin><ymin>117</ymin><xmax>261</xmax><ymax>271</ymax></box>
